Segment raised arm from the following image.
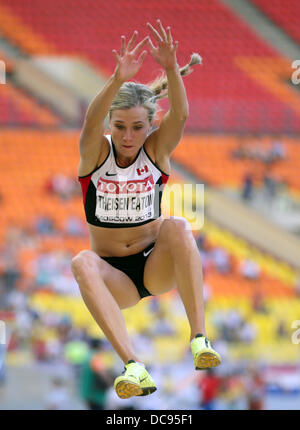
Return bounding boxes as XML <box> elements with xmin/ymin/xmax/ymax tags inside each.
<box><xmin>146</xmin><ymin>20</ymin><xmax>196</xmax><ymax>161</ymax></box>
<box><xmin>78</xmin><ymin>32</ymin><xmax>148</xmax><ymax>174</ymax></box>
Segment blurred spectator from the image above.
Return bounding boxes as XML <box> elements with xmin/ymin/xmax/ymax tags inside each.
<box><xmin>55</xmin><ymin>315</ymin><xmax>73</xmax><ymax>343</ymax></box>
<box><xmin>203</xmin><ymin>282</ymin><xmax>212</xmax><ymax>304</ymax></box>
<box><xmin>238</xmin><ymin>321</ymin><xmax>257</xmax><ymax>344</ymax></box>
<box><xmin>149</xmin><ymin>305</ymin><xmax>176</xmax><ymax>336</ymax></box>
<box><xmin>210</xmin><ymin>247</ymin><xmax>231</xmax><ymax>274</ymax></box>
<box><xmin>232</xmin><ymin>139</ymin><xmax>249</xmax><ymax>159</ymax></box>
<box><xmin>30</xmin><ymin>313</ymin><xmax>64</xmax><ymax>363</ymax></box>
<box><xmin>267</xmin><ymin>140</ymin><xmax>286</xmax><ymax>163</ymax></box>
<box><xmin>0</xmin><ymin>284</ymin><xmax>7</xmax><ymax>309</ymax></box>
<box><xmin>132</xmin><ymin>328</ymin><xmax>156</xmax><ymax>364</ymax></box>
<box><xmin>232</xmin><ymin>136</ymin><xmax>272</xmax><ymax>162</ymax></box>
<box><xmin>232</xmin><ymin>138</ymin><xmax>286</xmax><ymax>165</ymax></box>
<box><xmin>211</xmin><ymin>337</ymin><xmax>229</xmax><ymax>364</ymax></box>
<box><xmin>64</xmin><ymin>215</ymin><xmax>87</xmax><ymax>237</ymax></box>
<box><xmin>197</xmin><ymin>368</ymin><xmax>222</xmax><ymax>410</ymax></box>
<box><xmin>222</xmin><ymin>370</ymin><xmax>246</xmax><ymax>410</ymax></box>
<box><xmin>196</xmin><ymin>234</ymin><xmax>207</xmax><ymax>251</ymax></box>
<box><xmin>52</xmin><ymin>267</ymin><xmax>81</xmax><ymax>296</ymax></box>
<box><xmin>63</xmin><ymin>339</ymin><xmax>89</xmax><ymax>375</ymax></box>
<box><xmin>199</xmin><ymin>251</ymin><xmax>212</xmax><ymax>277</ymax></box>
<box><xmin>250</xmin><ymin>142</ymin><xmax>268</xmax><ymax>163</ymax></box>
<box><xmin>0</xmin><ymin>259</ymin><xmax>21</xmax><ymax>292</ymax></box>
<box><xmin>263</xmin><ymin>172</ymin><xmax>280</xmax><ymax>201</ymax></box>
<box><xmin>241</xmin><ymin>173</ymin><xmax>254</xmax><ymax>201</ymax></box>
<box><xmin>276</xmin><ymin>320</ymin><xmax>288</xmax><ymax>339</ymax></box>
<box><xmin>45</xmin><ymin>376</ymin><xmax>72</xmax><ymax>410</ymax></box>
<box><xmin>244</xmin><ymin>367</ymin><xmax>265</xmax><ymax>410</ymax></box>
<box><xmin>4</xmin><ymin>225</ymin><xmax>35</xmax><ymax>248</ymax></box>
<box><xmin>32</xmin><ymin>337</ymin><xmax>49</xmax><ymax>362</ymax></box>
<box><xmin>32</xmin><ymin>250</ymin><xmax>73</xmax><ymax>290</ymax></box>
<box><xmin>196</xmin><ymin>234</ymin><xmax>212</xmax><ymax>275</ymax></box>
<box><xmin>223</xmin><ymin>310</ymin><xmax>243</xmax><ymax>342</ymax></box>
<box><xmin>148</xmin><ymin>296</ymin><xmax>160</xmax><ymax>314</ymax></box>
<box><xmin>216</xmin><ymin>309</ymin><xmax>257</xmax><ymax>345</ymax></box>
<box><xmin>0</xmin><ymin>237</ymin><xmax>21</xmax><ymax>293</ymax></box>
<box><xmin>213</xmin><ymin>309</ymin><xmax>243</xmax><ymax>343</ymax></box>
<box><xmin>252</xmin><ymin>291</ymin><xmax>268</xmax><ymax>314</ymax></box>
<box><xmin>34</xmin><ymin>215</ymin><xmax>56</xmax><ymax>236</ymax></box>
<box><xmin>226</xmin><ymin>310</ymin><xmax>243</xmax><ymax>331</ymax></box>
<box><xmin>239</xmin><ymin>258</ymin><xmax>261</xmax><ymax>280</ymax></box>
<box><xmin>0</xmin><ymin>343</ymin><xmax>6</xmax><ymax>386</ymax></box>
<box><xmin>46</xmin><ymin>174</ymin><xmax>80</xmax><ymax>201</ymax></box>
<box><xmin>14</xmin><ymin>305</ymin><xmax>35</xmax><ymax>347</ymax></box>
<box><xmin>79</xmin><ymin>338</ymin><xmax>114</xmax><ymax>410</ymax></box>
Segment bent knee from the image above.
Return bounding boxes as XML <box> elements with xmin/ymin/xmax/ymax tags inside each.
<box><xmin>71</xmin><ymin>250</ymin><xmax>103</xmax><ymax>277</ymax></box>
<box><xmin>159</xmin><ymin>217</ymin><xmax>193</xmax><ymax>250</ymax></box>
<box><xmin>161</xmin><ymin>217</ymin><xmax>191</xmax><ymax>237</ymax></box>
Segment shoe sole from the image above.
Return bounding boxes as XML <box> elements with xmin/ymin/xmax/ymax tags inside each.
<box><xmin>138</xmin><ymin>386</ymin><xmax>157</xmax><ymax>397</ymax></box>
<box><xmin>195</xmin><ymin>352</ymin><xmax>221</xmax><ymax>370</ymax></box>
<box><xmin>115</xmin><ymin>380</ymin><xmax>143</xmax><ymax>399</ymax></box>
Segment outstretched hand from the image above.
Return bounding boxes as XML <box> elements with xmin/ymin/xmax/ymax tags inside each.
<box><xmin>113</xmin><ymin>31</ymin><xmax>148</xmax><ymax>82</ymax></box>
<box><xmin>146</xmin><ymin>20</ymin><xmax>178</xmax><ymax>71</ymax></box>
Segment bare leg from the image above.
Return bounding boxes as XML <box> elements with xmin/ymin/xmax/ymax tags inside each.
<box><xmin>71</xmin><ymin>250</ymin><xmax>141</xmax><ymax>364</ymax></box>
<box><xmin>144</xmin><ymin>217</ymin><xmax>206</xmax><ymax>341</ymax></box>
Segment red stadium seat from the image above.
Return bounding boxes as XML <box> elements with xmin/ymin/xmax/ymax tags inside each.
<box><xmin>0</xmin><ymin>0</ymin><xmax>299</xmax><ymax>133</ymax></box>
<box><xmin>252</xmin><ymin>0</ymin><xmax>300</xmax><ymax>45</ymax></box>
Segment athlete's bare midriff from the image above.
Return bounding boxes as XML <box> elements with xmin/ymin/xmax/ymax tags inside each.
<box><xmin>88</xmin><ymin>216</ymin><xmax>164</xmax><ymax>257</ymax></box>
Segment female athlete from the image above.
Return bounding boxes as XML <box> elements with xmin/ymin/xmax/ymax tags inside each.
<box><xmin>71</xmin><ymin>20</ymin><xmax>221</xmax><ymax>399</ymax></box>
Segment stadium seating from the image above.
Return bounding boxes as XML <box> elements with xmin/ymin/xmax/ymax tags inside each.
<box><xmin>3</xmin><ymin>134</ymin><xmax>294</xmax><ymax>359</ymax></box>
<box><xmin>0</xmin><ymin>82</ymin><xmax>61</xmax><ymax>126</ymax></box>
<box><xmin>1</xmin><ymin>130</ymin><xmax>296</xmax><ymax>296</ymax></box>
<box><xmin>1</xmin><ymin>131</ymin><xmax>298</xmax><ymax>286</ymax></box>
<box><xmin>172</xmin><ymin>135</ymin><xmax>300</xmax><ymax>192</ymax></box>
<box><xmin>1</xmin><ymin>1</ymin><xmax>300</xmax><ymax>367</ymax></box>
<box><xmin>1</xmin><ymin>0</ymin><xmax>299</xmax><ymax>132</ymax></box>
<box><xmin>251</xmin><ymin>0</ymin><xmax>300</xmax><ymax>44</ymax></box>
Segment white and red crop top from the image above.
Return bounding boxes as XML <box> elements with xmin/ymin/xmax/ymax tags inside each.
<box><xmin>78</xmin><ymin>135</ymin><xmax>169</xmax><ymax>228</ymax></box>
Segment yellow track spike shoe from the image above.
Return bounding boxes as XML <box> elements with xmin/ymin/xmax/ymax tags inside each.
<box><xmin>114</xmin><ymin>360</ymin><xmax>157</xmax><ymax>399</ymax></box>
<box><xmin>191</xmin><ymin>334</ymin><xmax>222</xmax><ymax>370</ymax></box>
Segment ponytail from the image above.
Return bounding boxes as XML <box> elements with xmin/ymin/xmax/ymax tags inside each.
<box><xmin>148</xmin><ymin>53</ymin><xmax>202</xmax><ymax>100</ymax></box>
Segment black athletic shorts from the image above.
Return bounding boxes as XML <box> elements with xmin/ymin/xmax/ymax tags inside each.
<box><xmin>101</xmin><ymin>242</ymin><xmax>155</xmax><ymax>299</ymax></box>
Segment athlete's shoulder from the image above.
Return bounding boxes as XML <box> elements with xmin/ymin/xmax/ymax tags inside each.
<box><xmin>98</xmin><ymin>135</ymin><xmax>111</xmax><ymax>162</ymax></box>
<box><xmin>143</xmin><ymin>132</ymin><xmax>171</xmax><ymax>177</ymax></box>
<box><xmin>78</xmin><ymin>135</ymin><xmax>110</xmax><ymax>178</ymax></box>
<box><xmin>143</xmin><ymin>132</ymin><xmax>156</xmax><ymax>162</ymax></box>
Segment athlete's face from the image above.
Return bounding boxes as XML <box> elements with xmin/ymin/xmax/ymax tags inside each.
<box><xmin>109</xmin><ymin>106</ymin><xmax>151</xmax><ymax>157</ymax></box>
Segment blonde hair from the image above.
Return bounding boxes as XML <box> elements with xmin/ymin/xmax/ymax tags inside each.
<box><xmin>109</xmin><ymin>53</ymin><xmax>202</xmax><ymax>123</ymax></box>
